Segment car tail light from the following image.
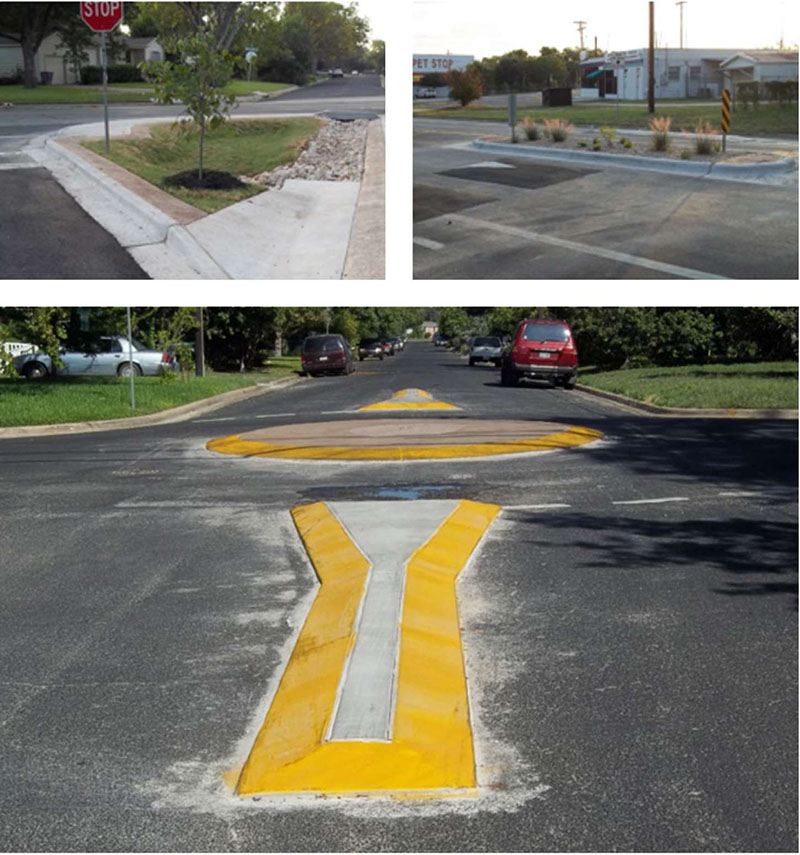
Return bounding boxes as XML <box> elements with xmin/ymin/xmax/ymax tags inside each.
<box><xmin>161</xmin><ymin>353</ymin><xmax>171</xmax><ymax>362</ymax></box>
<box><xmin>563</xmin><ymin>346</ymin><xmax>577</xmax><ymax>355</ymax></box>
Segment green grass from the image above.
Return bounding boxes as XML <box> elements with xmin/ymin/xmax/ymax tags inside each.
<box><xmin>0</xmin><ymin>84</ymin><xmax>154</xmax><ymax>104</ymax></box>
<box><xmin>0</xmin><ymin>367</ymin><xmax>300</xmax><ymax>427</ymax></box>
<box><xmin>578</xmin><ymin>362</ymin><xmax>798</xmax><ymax>409</ymax></box>
<box><xmin>414</xmin><ymin>101</ymin><xmax>798</xmax><ymax>136</ymax></box>
<box><xmin>82</xmin><ymin>117</ymin><xmax>322</xmax><ymax>213</ymax></box>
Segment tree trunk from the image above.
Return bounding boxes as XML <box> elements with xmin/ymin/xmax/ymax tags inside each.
<box><xmin>198</xmin><ymin>116</ymin><xmax>205</xmax><ymax>181</ymax></box>
<box><xmin>21</xmin><ymin>39</ymin><xmax>37</xmax><ymax>88</ymax></box>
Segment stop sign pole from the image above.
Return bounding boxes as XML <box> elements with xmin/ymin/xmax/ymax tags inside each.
<box><xmin>80</xmin><ymin>3</ymin><xmax>124</xmax><ymax>154</ymax></box>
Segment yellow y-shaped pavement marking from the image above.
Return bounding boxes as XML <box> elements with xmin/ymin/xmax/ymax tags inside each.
<box><xmin>234</xmin><ymin>499</ymin><xmax>500</xmax><ymax>797</ymax></box>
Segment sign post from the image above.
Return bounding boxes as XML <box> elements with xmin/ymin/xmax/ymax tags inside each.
<box><xmin>508</xmin><ymin>93</ymin><xmax>517</xmax><ymax>143</ymax></box>
<box><xmin>80</xmin><ymin>3</ymin><xmax>124</xmax><ymax>155</ymax></box>
<box><xmin>720</xmin><ymin>88</ymin><xmax>732</xmax><ymax>153</ymax></box>
<box><xmin>245</xmin><ymin>47</ymin><xmax>257</xmax><ymax>81</ymax></box>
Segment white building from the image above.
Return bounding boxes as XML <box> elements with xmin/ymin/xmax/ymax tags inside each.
<box><xmin>0</xmin><ymin>33</ymin><xmax>162</xmax><ymax>85</ymax></box>
<box><xmin>413</xmin><ymin>53</ymin><xmax>474</xmax><ymax>98</ymax></box>
<box><xmin>580</xmin><ymin>48</ymin><xmax>797</xmax><ymax>101</ymax></box>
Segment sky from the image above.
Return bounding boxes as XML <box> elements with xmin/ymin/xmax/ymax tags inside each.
<box><xmin>353</xmin><ymin>0</ymin><xmax>389</xmax><ymax>43</ymax></box>
<box><xmin>413</xmin><ymin>0</ymin><xmax>799</xmax><ymax>59</ymax></box>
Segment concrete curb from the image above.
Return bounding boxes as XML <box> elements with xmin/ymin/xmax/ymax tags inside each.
<box><xmin>467</xmin><ymin>140</ymin><xmax>798</xmax><ymax>182</ymax></box>
<box><xmin>0</xmin><ymin>376</ymin><xmax>302</xmax><ymax>441</ymax></box>
<box><xmin>343</xmin><ymin>117</ymin><xmax>385</xmax><ymax>279</ymax></box>
<box><xmin>576</xmin><ymin>382</ymin><xmax>798</xmax><ymax>419</ymax></box>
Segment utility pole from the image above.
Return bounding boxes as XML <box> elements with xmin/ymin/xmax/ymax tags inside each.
<box><xmin>648</xmin><ymin>1</ymin><xmax>656</xmax><ymax>113</ymax></box>
<box><xmin>676</xmin><ymin>1</ymin><xmax>687</xmax><ymax>49</ymax></box>
<box><xmin>195</xmin><ymin>307</ymin><xmax>205</xmax><ymax>377</ymax></box>
<box><xmin>574</xmin><ymin>21</ymin><xmax>587</xmax><ymax>50</ymax></box>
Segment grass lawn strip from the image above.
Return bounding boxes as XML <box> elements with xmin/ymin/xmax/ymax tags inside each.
<box><xmin>82</xmin><ymin>118</ymin><xmax>323</xmax><ymax>213</ymax></box>
<box><xmin>0</xmin><ymin>363</ymin><xmax>300</xmax><ymax>428</ymax></box>
<box><xmin>415</xmin><ymin>102</ymin><xmax>798</xmax><ymax>137</ymax></box>
<box><xmin>578</xmin><ymin>362</ymin><xmax>798</xmax><ymax>410</ymax></box>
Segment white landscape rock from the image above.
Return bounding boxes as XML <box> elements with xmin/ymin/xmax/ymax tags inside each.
<box><xmin>241</xmin><ymin>118</ymin><xmax>368</xmax><ymax>189</ymax></box>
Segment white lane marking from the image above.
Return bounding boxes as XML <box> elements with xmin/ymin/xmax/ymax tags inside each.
<box><xmin>192</xmin><ymin>416</ymin><xmax>236</xmax><ymax>423</ymax></box>
<box><xmin>504</xmin><ymin>503</ymin><xmax>572</xmax><ymax>510</ymax></box>
<box><xmin>326</xmin><ymin>500</ymin><xmax>459</xmax><ymax>741</ymax></box>
<box><xmin>612</xmin><ymin>497</ymin><xmax>690</xmax><ymax>505</ymax></box>
<box><xmin>0</xmin><ymin>162</ymin><xmax>38</xmax><ymax>170</ymax></box>
<box><xmin>464</xmin><ymin>160</ymin><xmax>516</xmax><ymax>169</ymax></box>
<box><xmin>413</xmin><ymin>236</ymin><xmax>445</xmax><ymax>251</ymax></box>
<box><xmin>320</xmin><ymin>409</ymin><xmax>355</xmax><ymax>414</ymax></box>
<box><xmin>255</xmin><ymin>412</ymin><xmax>297</xmax><ymax>419</ymax></box>
<box><xmin>445</xmin><ymin>213</ymin><xmax>729</xmax><ymax>280</ymax></box>
<box><xmin>718</xmin><ymin>490</ymin><xmax>761</xmax><ymax>497</ymax></box>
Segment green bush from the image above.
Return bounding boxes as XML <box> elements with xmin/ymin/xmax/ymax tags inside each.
<box><xmin>598</xmin><ymin>126</ymin><xmax>616</xmax><ymax>147</ymax></box>
<box><xmin>520</xmin><ymin>117</ymin><xmax>541</xmax><ymax>140</ymax></box>
<box><xmin>81</xmin><ymin>63</ymin><xmax>143</xmax><ymax>85</ymax></box>
<box><xmin>680</xmin><ymin>149</ymin><xmax>692</xmax><ymax>159</ymax></box>
<box><xmin>446</xmin><ymin>68</ymin><xmax>483</xmax><ymax>106</ymax></box>
<box><xmin>649</xmin><ymin>116</ymin><xmax>672</xmax><ymax>151</ymax></box>
<box><xmin>419</xmin><ymin>72</ymin><xmax>447</xmax><ymax>88</ymax></box>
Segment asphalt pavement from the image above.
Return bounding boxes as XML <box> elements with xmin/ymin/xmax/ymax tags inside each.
<box><xmin>413</xmin><ymin>118</ymin><xmax>799</xmax><ymax>279</ymax></box>
<box><xmin>0</xmin><ymin>342</ymin><xmax>796</xmax><ymax>851</ymax></box>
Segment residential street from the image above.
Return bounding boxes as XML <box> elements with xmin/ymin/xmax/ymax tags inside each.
<box><xmin>0</xmin><ymin>341</ymin><xmax>796</xmax><ymax>851</ymax></box>
<box><xmin>0</xmin><ymin>74</ymin><xmax>384</xmax><ymax>279</ymax></box>
<box><xmin>413</xmin><ymin>118</ymin><xmax>799</xmax><ymax>279</ymax></box>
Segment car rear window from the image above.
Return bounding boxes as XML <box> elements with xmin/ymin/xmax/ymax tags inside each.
<box><xmin>521</xmin><ymin>323</ymin><xmax>570</xmax><ymax>343</ymax></box>
<box><xmin>473</xmin><ymin>337</ymin><xmax>501</xmax><ymax>347</ymax></box>
<box><xmin>360</xmin><ymin>339</ymin><xmax>380</xmax><ymax>346</ymax></box>
<box><xmin>304</xmin><ymin>336</ymin><xmax>342</xmax><ymax>353</ymax></box>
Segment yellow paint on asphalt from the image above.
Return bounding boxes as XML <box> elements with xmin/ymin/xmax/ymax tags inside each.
<box><xmin>235</xmin><ymin>499</ymin><xmax>500</xmax><ymax>797</ymax></box>
<box><xmin>207</xmin><ymin>425</ymin><xmax>603</xmax><ymax>461</ymax></box>
<box><xmin>359</xmin><ymin>388</ymin><xmax>460</xmax><ymax>411</ymax></box>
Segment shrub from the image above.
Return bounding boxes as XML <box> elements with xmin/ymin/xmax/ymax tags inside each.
<box><xmin>685</xmin><ymin>120</ymin><xmax>720</xmax><ymax>155</ymax></box>
<box><xmin>419</xmin><ymin>72</ymin><xmax>447</xmax><ymax>88</ymax></box>
<box><xmin>598</xmin><ymin>126</ymin><xmax>616</xmax><ymax>147</ymax></box>
<box><xmin>649</xmin><ymin>116</ymin><xmax>672</xmax><ymax>151</ymax></box>
<box><xmin>446</xmin><ymin>68</ymin><xmax>483</xmax><ymax>106</ymax></box>
<box><xmin>591</xmin><ymin>137</ymin><xmax>602</xmax><ymax>151</ymax></box>
<box><xmin>520</xmin><ymin>117</ymin><xmax>541</xmax><ymax>140</ymax></box>
<box><xmin>621</xmin><ymin>137</ymin><xmax>633</xmax><ymax>149</ymax></box>
<box><xmin>543</xmin><ymin>118</ymin><xmax>573</xmax><ymax>142</ymax></box>
<box><xmin>680</xmin><ymin>149</ymin><xmax>692</xmax><ymax>160</ymax></box>
<box><xmin>80</xmin><ymin>63</ymin><xmax>143</xmax><ymax>85</ymax></box>
<box><xmin>577</xmin><ymin>139</ymin><xmax>588</xmax><ymax>148</ymax></box>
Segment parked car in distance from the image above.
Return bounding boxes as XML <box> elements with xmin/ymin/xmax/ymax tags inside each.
<box><xmin>13</xmin><ymin>335</ymin><xmax>176</xmax><ymax>379</ymax></box>
<box><xmin>432</xmin><ymin>333</ymin><xmax>447</xmax><ymax>347</ymax></box>
<box><xmin>390</xmin><ymin>336</ymin><xmax>405</xmax><ymax>352</ymax></box>
<box><xmin>416</xmin><ymin>87</ymin><xmax>437</xmax><ymax>98</ymax></box>
<box><xmin>301</xmin><ymin>334</ymin><xmax>355</xmax><ymax>377</ymax></box>
<box><xmin>500</xmin><ymin>319</ymin><xmax>578</xmax><ymax>389</ymax></box>
<box><xmin>331</xmin><ymin>68</ymin><xmax>344</xmax><ymax>78</ymax></box>
<box><xmin>358</xmin><ymin>338</ymin><xmax>384</xmax><ymax>361</ymax></box>
<box><xmin>469</xmin><ymin>336</ymin><xmax>503</xmax><ymax>367</ymax></box>
<box><xmin>381</xmin><ymin>340</ymin><xmax>396</xmax><ymax>356</ymax></box>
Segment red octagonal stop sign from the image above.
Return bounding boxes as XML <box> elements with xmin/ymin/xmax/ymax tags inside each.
<box><xmin>80</xmin><ymin>1</ymin><xmax>123</xmax><ymax>32</ymax></box>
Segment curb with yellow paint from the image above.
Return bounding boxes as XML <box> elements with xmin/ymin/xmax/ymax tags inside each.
<box><xmin>207</xmin><ymin>424</ymin><xmax>602</xmax><ymax>462</ymax></box>
<box><xmin>234</xmin><ymin>499</ymin><xmax>500</xmax><ymax>797</ymax></box>
<box><xmin>359</xmin><ymin>388</ymin><xmax>461</xmax><ymax>411</ymax></box>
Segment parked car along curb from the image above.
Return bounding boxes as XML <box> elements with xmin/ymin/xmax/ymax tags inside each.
<box><xmin>576</xmin><ymin>382</ymin><xmax>799</xmax><ymax>419</ymax></box>
<box><xmin>0</xmin><ymin>376</ymin><xmax>302</xmax><ymax>441</ymax></box>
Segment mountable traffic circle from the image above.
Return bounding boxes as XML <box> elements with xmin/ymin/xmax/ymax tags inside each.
<box><xmin>207</xmin><ymin>418</ymin><xmax>603</xmax><ymax>461</ymax></box>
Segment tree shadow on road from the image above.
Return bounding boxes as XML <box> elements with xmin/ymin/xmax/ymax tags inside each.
<box><xmin>505</xmin><ymin>510</ymin><xmax>798</xmax><ymax>607</ymax></box>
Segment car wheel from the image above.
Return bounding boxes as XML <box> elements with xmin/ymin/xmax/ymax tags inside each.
<box><xmin>359</xmin><ymin>356</ymin><xmax>364</xmax><ymax>361</ymax></box>
<box><xmin>23</xmin><ymin>361</ymin><xmax>48</xmax><ymax>379</ymax></box>
<box><xmin>500</xmin><ymin>363</ymin><xmax>519</xmax><ymax>387</ymax></box>
<box><xmin>379</xmin><ymin>354</ymin><xmax>384</xmax><ymax>360</ymax></box>
<box><xmin>118</xmin><ymin>362</ymin><xmax>142</xmax><ymax>377</ymax></box>
<box><xmin>563</xmin><ymin>377</ymin><xmax>576</xmax><ymax>390</ymax></box>
<box><xmin>468</xmin><ymin>357</ymin><xmax>476</xmax><ymax>366</ymax></box>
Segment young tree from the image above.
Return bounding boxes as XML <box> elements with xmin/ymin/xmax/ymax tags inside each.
<box><xmin>55</xmin><ymin>16</ymin><xmax>94</xmax><ymax>83</ymax></box>
<box><xmin>446</xmin><ymin>68</ymin><xmax>483</xmax><ymax>106</ymax></box>
<box><xmin>145</xmin><ymin>30</ymin><xmax>236</xmax><ymax>180</ymax></box>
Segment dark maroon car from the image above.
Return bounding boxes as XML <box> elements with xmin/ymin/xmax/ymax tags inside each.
<box><xmin>301</xmin><ymin>334</ymin><xmax>356</xmax><ymax>377</ymax></box>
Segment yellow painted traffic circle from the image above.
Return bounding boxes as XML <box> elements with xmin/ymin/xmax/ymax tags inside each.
<box><xmin>207</xmin><ymin>419</ymin><xmax>603</xmax><ymax>461</ymax></box>
<box><xmin>233</xmin><ymin>499</ymin><xmax>500</xmax><ymax>797</ymax></box>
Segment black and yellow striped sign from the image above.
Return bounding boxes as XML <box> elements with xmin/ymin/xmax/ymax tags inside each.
<box><xmin>721</xmin><ymin>88</ymin><xmax>732</xmax><ymax>133</ymax></box>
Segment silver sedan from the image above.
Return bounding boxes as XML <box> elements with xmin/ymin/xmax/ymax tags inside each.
<box><xmin>14</xmin><ymin>335</ymin><xmax>177</xmax><ymax>379</ymax></box>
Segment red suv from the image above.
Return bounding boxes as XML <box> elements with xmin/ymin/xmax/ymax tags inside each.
<box><xmin>500</xmin><ymin>319</ymin><xmax>578</xmax><ymax>389</ymax></box>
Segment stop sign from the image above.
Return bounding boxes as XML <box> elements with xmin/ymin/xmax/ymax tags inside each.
<box><xmin>80</xmin><ymin>2</ymin><xmax>123</xmax><ymax>32</ymax></box>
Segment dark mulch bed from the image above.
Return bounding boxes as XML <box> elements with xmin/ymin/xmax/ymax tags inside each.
<box><xmin>162</xmin><ymin>169</ymin><xmax>245</xmax><ymax>190</ymax></box>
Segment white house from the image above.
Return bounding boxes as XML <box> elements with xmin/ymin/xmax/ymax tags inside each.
<box><xmin>0</xmin><ymin>33</ymin><xmax>161</xmax><ymax>85</ymax></box>
<box><xmin>580</xmin><ymin>47</ymin><xmax>797</xmax><ymax>101</ymax></box>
